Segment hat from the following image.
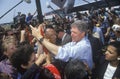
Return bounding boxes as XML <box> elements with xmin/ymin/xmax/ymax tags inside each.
<box><xmin>112</xmin><ymin>24</ymin><xmax>120</xmax><ymax>31</ymax></box>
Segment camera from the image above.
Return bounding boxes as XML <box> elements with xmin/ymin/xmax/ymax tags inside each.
<box><xmin>14</xmin><ymin>14</ymin><xmax>26</xmax><ymax>25</ymax></box>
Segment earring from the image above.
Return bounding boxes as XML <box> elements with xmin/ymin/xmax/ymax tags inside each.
<box><xmin>117</xmin><ymin>57</ymin><xmax>120</xmax><ymax>61</ymax></box>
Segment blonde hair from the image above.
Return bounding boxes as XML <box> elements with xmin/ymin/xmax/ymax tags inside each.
<box><xmin>2</xmin><ymin>35</ymin><xmax>17</xmax><ymax>51</ymax></box>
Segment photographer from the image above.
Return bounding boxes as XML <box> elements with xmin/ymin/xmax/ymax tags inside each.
<box><xmin>14</xmin><ymin>12</ymin><xmax>27</xmax><ymax>30</ymax></box>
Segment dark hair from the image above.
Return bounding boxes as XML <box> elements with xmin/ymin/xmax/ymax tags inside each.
<box><xmin>64</xmin><ymin>59</ymin><xmax>87</xmax><ymax>79</ymax></box>
<box><xmin>56</xmin><ymin>28</ymin><xmax>64</xmax><ymax>34</ymax></box>
<box><xmin>10</xmin><ymin>44</ymin><xmax>34</xmax><ymax>73</ymax></box>
<box><xmin>40</xmin><ymin>59</ymin><xmax>66</xmax><ymax>79</ymax></box>
<box><xmin>87</xmin><ymin>20</ymin><xmax>94</xmax><ymax>32</ymax></box>
<box><xmin>39</xmin><ymin>68</ymin><xmax>55</xmax><ymax>79</ymax></box>
<box><xmin>109</xmin><ymin>41</ymin><xmax>120</xmax><ymax>56</ymax></box>
<box><xmin>52</xmin><ymin>59</ymin><xmax>67</xmax><ymax>79</ymax></box>
<box><xmin>44</xmin><ymin>25</ymin><xmax>54</xmax><ymax>33</ymax></box>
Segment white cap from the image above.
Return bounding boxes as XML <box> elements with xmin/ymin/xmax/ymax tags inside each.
<box><xmin>112</xmin><ymin>24</ymin><xmax>120</xmax><ymax>31</ymax></box>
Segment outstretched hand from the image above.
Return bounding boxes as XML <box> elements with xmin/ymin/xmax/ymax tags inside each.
<box><xmin>35</xmin><ymin>53</ymin><xmax>47</xmax><ymax>66</ymax></box>
<box><xmin>30</xmin><ymin>25</ymin><xmax>43</xmax><ymax>39</ymax></box>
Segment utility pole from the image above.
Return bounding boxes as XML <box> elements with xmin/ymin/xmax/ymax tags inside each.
<box><xmin>35</xmin><ymin>0</ymin><xmax>43</xmax><ymax>23</ymax></box>
<box><xmin>0</xmin><ymin>0</ymin><xmax>31</xmax><ymax>19</ymax></box>
<box><xmin>0</xmin><ymin>0</ymin><xmax>23</xmax><ymax>19</ymax></box>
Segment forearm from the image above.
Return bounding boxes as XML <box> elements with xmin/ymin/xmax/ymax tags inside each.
<box><xmin>30</xmin><ymin>25</ymin><xmax>60</xmax><ymax>55</ymax></box>
<box><xmin>41</xmin><ymin>38</ymin><xmax>60</xmax><ymax>56</ymax></box>
<box><xmin>36</xmin><ymin>42</ymin><xmax>44</xmax><ymax>56</ymax></box>
<box><xmin>20</xmin><ymin>30</ymin><xmax>25</xmax><ymax>43</ymax></box>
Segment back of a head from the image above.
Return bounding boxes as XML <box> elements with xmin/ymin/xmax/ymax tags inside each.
<box><xmin>39</xmin><ymin>68</ymin><xmax>55</xmax><ymax>79</ymax></box>
<box><xmin>56</xmin><ymin>29</ymin><xmax>64</xmax><ymax>34</ymax></box>
<box><xmin>51</xmin><ymin>59</ymin><xmax>67</xmax><ymax>79</ymax></box>
<box><xmin>41</xmin><ymin>62</ymin><xmax>62</xmax><ymax>79</ymax></box>
<box><xmin>64</xmin><ymin>59</ymin><xmax>87</xmax><ymax>79</ymax></box>
<box><xmin>10</xmin><ymin>44</ymin><xmax>34</xmax><ymax>73</ymax></box>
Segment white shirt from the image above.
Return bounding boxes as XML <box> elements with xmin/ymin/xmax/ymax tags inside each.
<box><xmin>104</xmin><ymin>63</ymin><xmax>117</xmax><ymax>79</ymax></box>
<box><xmin>55</xmin><ymin>37</ymin><xmax>93</xmax><ymax>69</ymax></box>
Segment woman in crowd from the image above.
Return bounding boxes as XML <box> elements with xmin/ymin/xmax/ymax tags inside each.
<box><xmin>92</xmin><ymin>41</ymin><xmax>120</xmax><ymax>79</ymax></box>
<box><xmin>0</xmin><ymin>35</ymin><xmax>18</xmax><ymax>79</ymax></box>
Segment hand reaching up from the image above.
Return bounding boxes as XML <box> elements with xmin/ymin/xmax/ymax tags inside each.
<box><xmin>30</xmin><ymin>25</ymin><xmax>43</xmax><ymax>40</ymax></box>
<box><xmin>35</xmin><ymin>53</ymin><xmax>46</xmax><ymax>66</ymax></box>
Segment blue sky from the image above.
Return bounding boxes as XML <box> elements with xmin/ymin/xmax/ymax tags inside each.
<box><xmin>0</xmin><ymin>0</ymin><xmax>95</xmax><ymax>24</ymax></box>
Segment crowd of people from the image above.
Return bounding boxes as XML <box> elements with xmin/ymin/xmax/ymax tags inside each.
<box><xmin>0</xmin><ymin>7</ymin><xmax>120</xmax><ymax>79</ymax></box>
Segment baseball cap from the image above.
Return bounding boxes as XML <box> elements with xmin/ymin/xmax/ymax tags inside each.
<box><xmin>112</xmin><ymin>24</ymin><xmax>120</xmax><ymax>32</ymax></box>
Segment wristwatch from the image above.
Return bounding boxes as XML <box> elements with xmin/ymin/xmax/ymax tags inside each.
<box><xmin>38</xmin><ymin>37</ymin><xmax>44</xmax><ymax>44</ymax></box>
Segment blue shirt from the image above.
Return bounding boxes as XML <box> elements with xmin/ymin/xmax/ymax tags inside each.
<box><xmin>0</xmin><ymin>59</ymin><xmax>18</xmax><ymax>79</ymax></box>
<box><xmin>93</xmin><ymin>27</ymin><xmax>104</xmax><ymax>45</ymax></box>
<box><xmin>55</xmin><ymin>37</ymin><xmax>93</xmax><ymax>69</ymax></box>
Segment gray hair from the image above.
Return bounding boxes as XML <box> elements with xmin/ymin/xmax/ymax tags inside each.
<box><xmin>71</xmin><ymin>20</ymin><xmax>88</xmax><ymax>33</ymax></box>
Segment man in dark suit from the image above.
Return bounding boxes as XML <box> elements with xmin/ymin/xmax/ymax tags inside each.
<box><xmin>56</xmin><ymin>29</ymin><xmax>72</xmax><ymax>45</ymax></box>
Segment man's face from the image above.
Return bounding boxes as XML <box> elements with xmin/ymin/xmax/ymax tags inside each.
<box><xmin>45</xmin><ymin>28</ymin><xmax>57</xmax><ymax>44</ymax></box>
<box><xmin>57</xmin><ymin>32</ymin><xmax>63</xmax><ymax>39</ymax></box>
<box><xmin>71</xmin><ymin>26</ymin><xmax>85</xmax><ymax>42</ymax></box>
<box><xmin>105</xmin><ymin>45</ymin><xmax>119</xmax><ymax>61</ymax></box>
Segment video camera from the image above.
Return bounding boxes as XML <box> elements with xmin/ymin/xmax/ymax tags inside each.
<box><xmin>14</xmin><ymin>14</ymin><xmax>26</xmax><ymax>25</ymax></box>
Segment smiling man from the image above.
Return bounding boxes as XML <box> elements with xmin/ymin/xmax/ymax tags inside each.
<box><xmin>30</xmin><ymin>20</ymin><xmax>93</xmax><ymax>69</ymax></box>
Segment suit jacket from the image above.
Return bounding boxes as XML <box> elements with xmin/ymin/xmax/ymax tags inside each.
<box><xmin>88</xmin><ymin>35</ymin><xmax>103</xmax><ymax>65</ymax></box>
<box><xmin>61</xmin><ymin>33</ymin><xmax>72</xmax><ymax>45</ymax></box>
<box><xmin>92</xmin><ymin>60</ymin><xmax>120</xmax><ymax>79</ymax></box>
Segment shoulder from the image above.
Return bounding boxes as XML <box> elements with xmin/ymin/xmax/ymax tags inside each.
<box><xmin>78</xmin><ymin>37</ymin><xmax>90</xmax><ymax>45</ymax></box>
<box><xmin>0</xmin><ymin>59</ymin><xmax>7</xmax><ymax>64</ymax></box>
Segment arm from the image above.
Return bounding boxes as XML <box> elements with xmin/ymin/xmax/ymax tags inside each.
<box><xmin>20</xmin><ymin>30</ymin><xmax>25</xmax><ymax>43</ymax></box>
<box><xmin>30</xmin><ymin>25</ymin><xmax>60</xmax><ymax>56</ymax></box>
<box><xmin>41</xmin><ymin>39</ymin><xmax>60</xmax><ymax>55</ymax></box>
<box><xmin>104</xmin><ymin>27</ymin><xmax>110</xmax><ymax>37</ymax></box>
<box><xmin>35</xmin><ymin>53</ymin><xmax>46</xmax><ymax>66</ymax></box>
<box><xmin>21</xmin><ymin>54</ymin><xmax>46</xmax><ymax>79</ymax></box>
<box><xmin>36</xmin><ymin>41</ymin><xmax>44</xmax><ymax>58</ymax></box>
